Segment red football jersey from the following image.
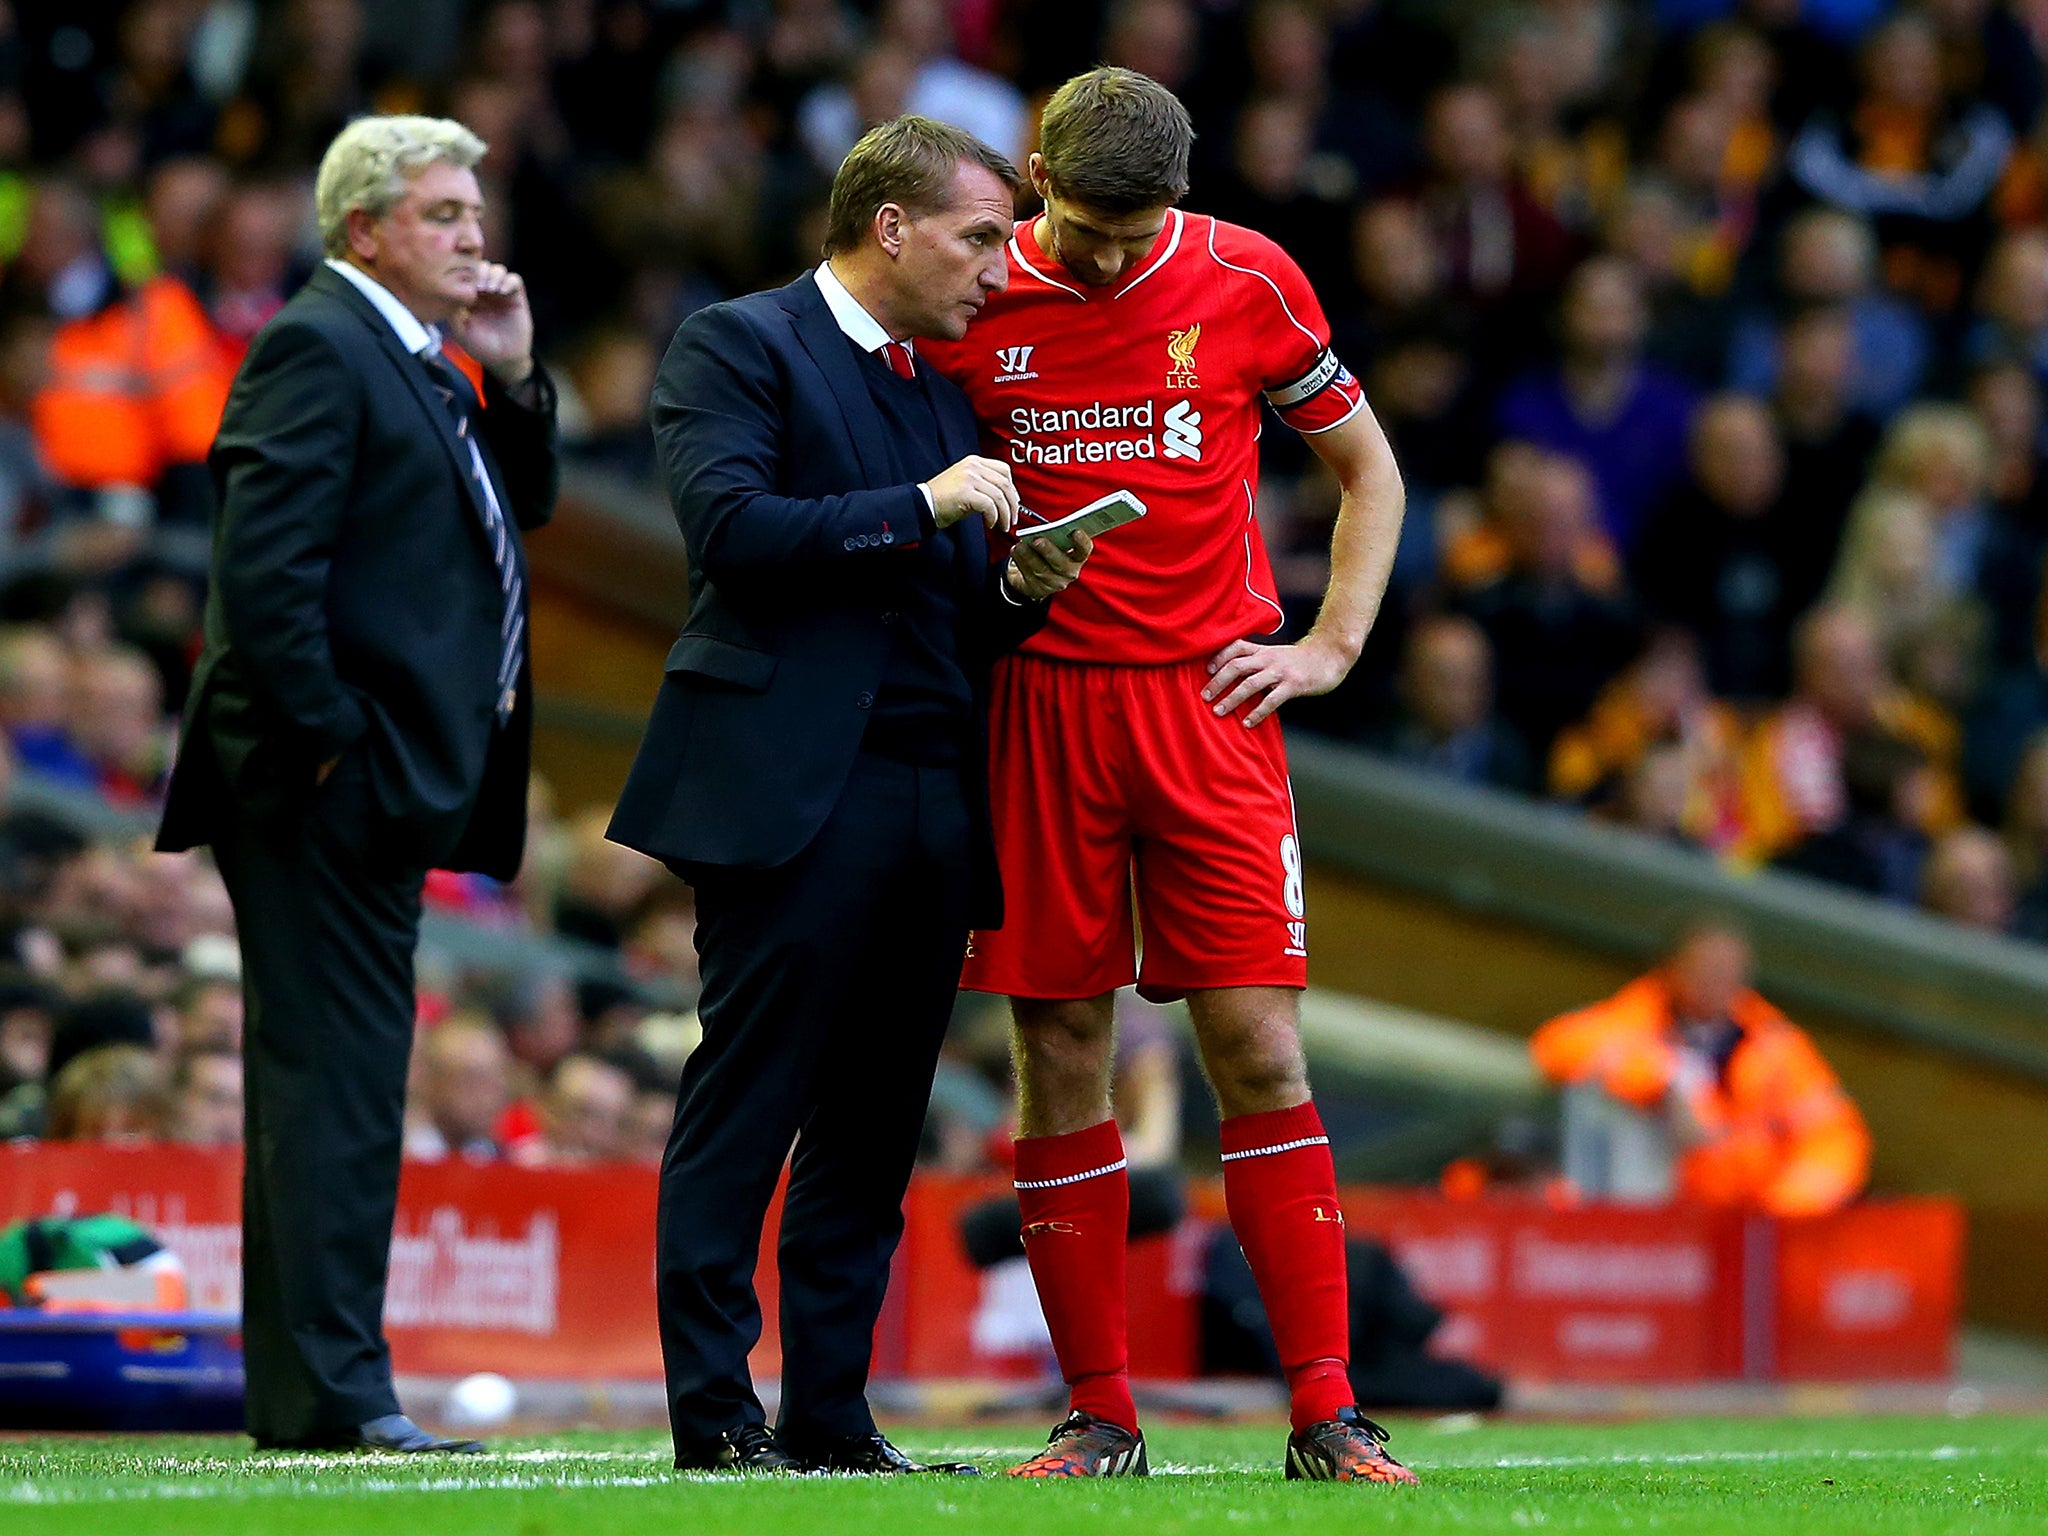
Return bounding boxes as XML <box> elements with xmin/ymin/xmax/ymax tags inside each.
<box><xmin>924</xmin><ymin>209</ymin><xmax>1363</xmax><ymax>664</ymax></box>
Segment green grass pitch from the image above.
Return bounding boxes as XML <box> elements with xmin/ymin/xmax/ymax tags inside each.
<box><xmin>2</xmin><ymin>1415</ymin><xmax>2044</xmax><ymax>1533</ymax></box>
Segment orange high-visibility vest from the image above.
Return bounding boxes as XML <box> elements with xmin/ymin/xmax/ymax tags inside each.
<box><xmin>1532</xmin><ymin>973</ymin><xmax>1873</xmax><ymax>1217</ymax></box>
<box><xmin>32</xmin><ymin>275</ymin><xmax>234</xmax><ymax>491</ymax></box>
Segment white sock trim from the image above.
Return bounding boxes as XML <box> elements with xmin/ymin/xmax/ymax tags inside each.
<box><xmin>1014</xmin><ymin>1157</ymin><xmax>1129</xmax><ymax>1191</ymax></box>
<box><xmin>1219</xmin><ymin>1134</ymin><xmax>1329</xmax><ymax>1163</ymax></box>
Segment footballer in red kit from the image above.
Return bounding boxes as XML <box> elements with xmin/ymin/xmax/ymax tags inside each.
<box><xmin>922</xmin><ymin>70</ymin><xmax>1414</xmax><ymax>1486</ymax></box>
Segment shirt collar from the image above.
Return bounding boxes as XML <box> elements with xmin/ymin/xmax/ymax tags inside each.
<box><xmin>325</xmin><ymin>257</ymin><xmax>442</xmax><ymax>357</ymax></box>
<box><xmin>814</xmin><ymin>260</ymin><xmax>906</xmax><ymax>359</ymax></box>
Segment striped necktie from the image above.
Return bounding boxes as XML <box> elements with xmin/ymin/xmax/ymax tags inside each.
<box><xmin>875</xmin><ymin>341</ymin><xmax>916</xmax><ymax>379</ymax></box>
<box><xmin>421</xmin><ymin>349</ymin><xmax>524</xmax><ymax>723</ymax></box>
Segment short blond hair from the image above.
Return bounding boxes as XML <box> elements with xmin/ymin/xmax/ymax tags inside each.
<box><xmin>315</xmin><ymin>115</ymin><xmax>486</xmax><ymax>257</ymax></box>
<box><xmin>1872</xmin><ymin>403</ymin><xmax>1993</xmax><ymax>501</ymax></box>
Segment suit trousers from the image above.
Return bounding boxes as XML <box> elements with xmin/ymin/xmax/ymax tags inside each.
<box><xmin>211</xmin><ymin>755</ymin><xmax>426</xmax><ymax>1443</ymax></box>
<box><xmin>658</xmin><ymin>751</ymin><xmax>974</xmax><ymax>1456</ymax></box>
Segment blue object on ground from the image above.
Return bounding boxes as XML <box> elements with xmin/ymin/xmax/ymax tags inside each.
<box><xmin>0</xmin><ymin>1309</ymin><xmax>244</xmax><ymax>1430</ymax></box>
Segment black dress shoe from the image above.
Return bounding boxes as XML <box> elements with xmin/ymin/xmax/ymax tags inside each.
<box><xmin>675</xmin><ymin>1423</ymin><xmax>801</xmax><ymax>1473</ymax></box>
<box><xmin>355</xmin><ymin>1414</ymin><xmax>486</xmax><ymax>1454</ymax></box>
<box><xmin>257</xmin><ymin>1415</ymin><xmax>486</xmax><ymax>1454</ymax></box>
<box><xmin>787</xmin><ymin>1432</ymin><xmax>981</xmax><ymax>1476</ymax></box>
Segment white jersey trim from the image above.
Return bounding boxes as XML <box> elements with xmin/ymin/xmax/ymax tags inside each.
<box><xmin>1220</xmin><ymin>1134</ymin><xmax>1329</xmax><ymax>1163</ymax></box>
<box><xmin>1205</xmin><ymin>220</ymin><xmax>1321</xmax><ymax>349</ymax></box>
<box><xmin>1295</xmin><ymin>394</ymin><xmax>1366</xmax><ymax>435</ymax></box>
<box><xmin>1241</xmin><ymin>479</ymin><xmax>1286</xmax><ymax>630</ymax></box>
<box><xmin>1009</xmin><ymin>229</ymin><xmax>1087</xmax><ymax>300</ymax></box>
<box><xmin>1116</xmin><ymin>208</ymin><xmax>1184</xmax><ymax>297</ymax></box>
<box><xmin>1014</xmin><ymin>1157</ymin><xmax>1129</xmax><ymax>1191</ymax></box>
<box><xmin>1007</xmin><ymin>209</ymin><xmax>1185</xmax><ymax>302</ymax></box>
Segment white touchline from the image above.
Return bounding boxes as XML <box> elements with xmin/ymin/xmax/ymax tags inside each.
<box><xmin>1420</xmin><ymin>1446</ymin><xmax>1992</xmax><ymax>1471</ymax></box>
<box><xmin>0</xmin><ymin>1442</ymin><xmax>2022</xmax><ymax>1504</ymax></box>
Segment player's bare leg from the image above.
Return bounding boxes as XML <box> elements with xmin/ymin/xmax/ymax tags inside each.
<box><xmin>1005</xmin><ymin>993</ymin><xmax>1146</xmax><ymax>1477</ymax></box>
<box><xmin>1012</xmin><ymin>994</ymin><xmax>1116</xmax><ymax>1136</ymax></box>
<box><xmin>1187</xmin><ymin>986</ymin><xmax>1419</xmax><ymax>1487</ymax></box>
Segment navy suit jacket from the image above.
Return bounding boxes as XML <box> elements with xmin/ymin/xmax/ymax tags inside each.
<box><xmin>606</xmin><ymin>272</ymin><xmax>1046</xmax><ymax>926</ymax></box>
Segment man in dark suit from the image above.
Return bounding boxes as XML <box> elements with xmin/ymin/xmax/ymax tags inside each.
<box><xmin>156</xmin><ymin>116</ymin><xmax>557</xmax><ymax>1453</ymax></box>
<box><xmin>607</xmin><ymin>116</ymin><xmax>1089</xmax><ymax>1475</ymax></box>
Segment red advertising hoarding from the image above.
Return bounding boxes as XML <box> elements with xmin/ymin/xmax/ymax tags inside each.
<box><xmin>0</xmin><ymin>1145</ymin><xmax>1959</xmax><ymax>1384</ymax></box>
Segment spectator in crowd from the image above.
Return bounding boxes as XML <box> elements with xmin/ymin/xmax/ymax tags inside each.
<box><xmin>1785</xmin><ymin>10</ymin><xmax>2012</xmax><ymax>319</ymax></box>
<box><xmin>174</xmin><ymin>972</ymin><xmax>242</xmax><ymax>1054</ymax></box>
<box><xmin>1966</xmin><ymin>227</ymin><xmax>2048</xmax><ymax>385</ymax></box>
<box><xmin>1633</xmin><ymin>394</ymin><xmax>1806</xmax><ymax>700</ymax></box>
<box><xmin>1601</xmin><ymin>176</ymin><xmax>1734</xmax><ymax>386</ymax></box>
<box><xmin>28</xmin><ymin>186</ymin><xmax>235</xmax><ymax>528</ymax></box>
<box><xmin>1727</xmin><ymin>208</ymin><xmax>1930</xmax><ymax>418</ymax></box>
<box><xmin>1207</xmin><ymin>97</ymin><xmax>1354</xmax><ymax>303</ymax></box>
<box><xmin>1641</xmin><ymin>94</ymin><xmax>1758</xmax><ymax>303</ymax></box>
<box><xmin>1239</xmin><ymin>0</ymin><xmax>1416</xmax><ymax>201</ymax></box>
<box><xmin>0</xmin><ymin>628</ymin><xmax>90</xmax><ymax>785</ymax></box>
<box><xmin>1336</xmin><ymin>201</ymin><xmax>1487</xmax><ymax>518</ymax></box>
<box><xmin>1496</xmin><ymin>254</ymin><xmax>1699</xmax><ymax>551</ymax></box>
<box><xmin>1769</xmin><ymin>305</ymin><xmax>1882</xmax><ymax>568</ymax></box>
<box><xmin>142</xmin><ymin>156</ymin><xmax>230</xmax><ymax>288</ymax></box>
<box><xmin>1415</xmin><ymin>82</ymin><xmax>1578</xmax><ymax>338</ymax></box>
<box><xmin>46</xmin><ymin>1042</ymin><xmax>169</xmax><ymax>1142</ymax></box>
<box><xmin>1774</xmin><ymin>730</ymin><xmax>1936</xmax><ymax>903</ymax></box>
<box><xmin>404</xmin><ymin>1016</ymin><xmax>513</xmax><ymax>1162</ymax></box>
<box><xmin>495</xmin><ymin>969</ymin><xmax>582</xmax><ymax>1082</ymax></box>
<box><xmin>1611</xmin><ymin>740</ymin><xmax>1707</xmax><ymax>846</ymax></box>
<box><xmin>1739</xmin><ymin>603</ymin><xmax>1963</xmax><ymax>865</ymax></box>
<box><xmin>1860</xmin><ymin>404</ymin><xmax>1997</xmax><ymax>601</ymax></box>
<box><xmin>195</xmin><ymin>179</ymin><xmax>303</xmax><ymax>360</ymax></box>
<box><xmin>0</xmin><ymin>181</ymin><xmax>118</xmax><ymax>323</ymax></box>
<box><xmin>534</xmin><ymin>1051</ymin><xmax>635</xmax><ymax>1166</ymax></box>
<box><xmin>67</xmin><ymin>644</ymin><xmax>171</xmax><ymax>808</ymax></box>
<box><xmin>169</xmin><ymin>1044</ymin><xmax>242</xmax><ymax>1146</ymax></box>
<box><xmin>0</xmin><ymin>972</ymin><xmax>57</xmax><ymax>1107</ymax></box>
<box><xmin>1458</xmin><ymin>449</ymin><xmax>1641</xmax><ymax>758</ymax></box>
<box><xmin>1921</xmin><ymin>823</ymin><xmax>2019</xmax><ymax>931</ymax></box>
<box><xmin>1967</xmin><ymin>361</ymin><xmax>2048</xmax><ymax>668</ymax></box>
<box><xmin>554</xmin><ymin>808</ymin><xmax>666</xmax><ymax>949</ymax></box>
<box><xmin>1551</xmin><ymin>629</ymin><xmax>1746</xmax><ymax>851</ymax></box>
<box><xmin>1824</xmin><ymin>487</ymin><xmax>1980</xmax><ymax>680</ymax></box>
<box><xmin>1365</xmin><ymin>613</ymin><xmax>1534</xmax><ymax>792</ymax></box>
<box><xmin>1532</xmin><ymin>924</ymin><xmax>1872</xmax><ymax>1215</ymax></box>
<box><xmin>799</xmin><ymin>0</ymin><xmax>1027</xmax><ymax>167</ymax></box>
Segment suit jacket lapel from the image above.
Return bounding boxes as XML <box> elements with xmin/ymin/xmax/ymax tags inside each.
<box><xmin>308</xmin><ymin>267</ymin><xmax>499</xmax><ymax>529</ymax></box>
<box><xmin>782</xmin><ymin>274</ymin><xmax>892</xmax><ymax>490</ymax></box>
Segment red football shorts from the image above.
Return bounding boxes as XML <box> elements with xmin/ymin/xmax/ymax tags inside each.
<box><xmin>964</xmin><ymin>655</ymin><xmax>1309</xmax><ymax>1002</ymax></box>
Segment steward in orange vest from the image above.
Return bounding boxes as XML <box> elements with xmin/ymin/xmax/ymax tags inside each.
<box><xmin>1532</xmin><ymin>926</ymin><xmax>1872</xmax><ymax>1216</ymax></box>
<box><xmin>31</xmin><ymin>272</ymin><xmax>234</xmax><ymax>518</ymax></box>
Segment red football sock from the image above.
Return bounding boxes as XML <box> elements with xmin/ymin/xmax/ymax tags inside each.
<box><xmin>1013</xmin><ymin>1119</ymin><xmax>1137</xmax><ymax>1434</ymax></box>
<box><xmin>1221</xmin><ymin>1101</ymin><xmax>1353</xmax><ymax>1432</ymax></box>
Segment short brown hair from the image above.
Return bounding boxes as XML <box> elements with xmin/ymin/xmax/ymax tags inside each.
<box><xmin>822</xmin><ymin>115</ymin><xmax>1019</xmax><ymax>256</ymax></box>
<box><xmin>1038</xmin><ymin>67</ymin><xmax>1193</xmax><ymax>214</ymax></box>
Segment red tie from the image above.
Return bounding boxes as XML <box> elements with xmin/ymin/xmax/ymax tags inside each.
<box><xmin>876</xmin><ymin>341</ymin><xmax>916</xmax><ymax>379</ymax></box>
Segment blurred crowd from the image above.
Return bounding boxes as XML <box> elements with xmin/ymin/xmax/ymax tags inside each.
<box><xmin>9</xmin><ymin>0</ymin><xmax>2048</xmax><ymax>1157</ymax></box>
<box><xmin>0</xmin><ymin>767</ymin><xmax>704</xmax><ymax>1157</ymax></box>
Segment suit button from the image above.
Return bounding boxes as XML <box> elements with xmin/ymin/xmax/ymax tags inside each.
<box><xmin>881</xmin><ymin>532</ymin><xmax>895</xmax><ymax>545</ymax></box>
<box><xmin>843</xmin><ymin>537</ymin><xmax>856</xmax><ymax>550</ymax></box>
<box><xmin>856</xmin><ymin>692</ymin><xmax>874</xmax><ymax>710</ymax></box>
<box><xmin>882</xmin><ymin>610</ymin><xmax>900</xmax><ymax>626</ymax></box>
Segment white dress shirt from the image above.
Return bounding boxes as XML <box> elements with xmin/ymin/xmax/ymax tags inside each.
<box><xmin>814</xmin><ymin>261</ymin><xmax>940</xmax><ymax>524</ymax></box>
<box><xmin>326</xmin><ymin>259</ymin><xmax>526</xmax><ymax>668</ymax></box>
<box><xmin>325</xmin><ymin>257</ymin><xmax>439</xmax><ymax>356</ymax></box>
